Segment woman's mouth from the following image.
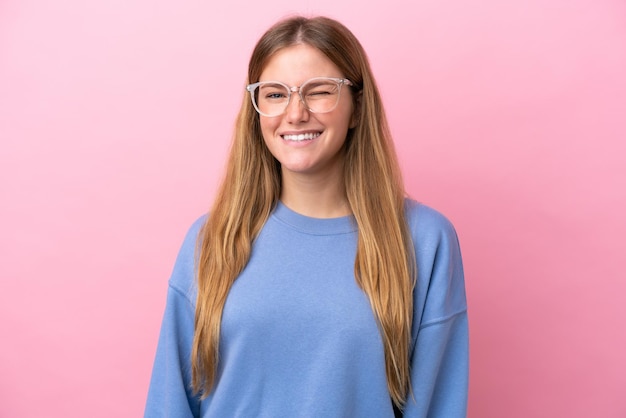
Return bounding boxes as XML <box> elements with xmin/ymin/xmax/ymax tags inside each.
<box><xmin>281</xmin><ymin>132</ymin><xmax>322</xmax><ymax>142</ymax></box>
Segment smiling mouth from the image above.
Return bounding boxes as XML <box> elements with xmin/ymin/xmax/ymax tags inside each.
<box><xmin>281</xmin><ymin>132</ymin><xmax>322</xmax><ymax>142</ymax></box>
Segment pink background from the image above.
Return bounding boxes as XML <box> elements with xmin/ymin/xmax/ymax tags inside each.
<box><xmin>1</xmin><ymin>0</ymin><xmax>625</xmax><ymax>416</ymax></box>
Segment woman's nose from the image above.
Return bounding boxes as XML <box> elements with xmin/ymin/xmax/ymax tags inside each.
<box><xmin>284</xmin><ymin>94</ymin><xmax>309</xmax><ymax>123</ymax></box>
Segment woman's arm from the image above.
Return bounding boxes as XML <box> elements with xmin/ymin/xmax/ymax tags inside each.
<box><xmin>144</xmin><ymin>217</ymin><xmax>206</xmax><ymax>418</ymax></box>
<box><xmin>402</xmin><ymin>204</ymin><xmax>469</xmax><ymax>417</ymax></box>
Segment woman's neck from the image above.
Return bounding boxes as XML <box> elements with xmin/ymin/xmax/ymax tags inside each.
<box><xmin>279</xmin><ymin>170</ymin><xmax>351</xmax><ymax>219</ymax></box>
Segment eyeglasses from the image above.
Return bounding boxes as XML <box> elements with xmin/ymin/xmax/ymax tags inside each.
<box><xmin>246</xmin><ymin>77</ymin><xmax>353</xmax><ymax>117</ymax></box>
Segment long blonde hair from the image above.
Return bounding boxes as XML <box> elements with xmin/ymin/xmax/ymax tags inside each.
<box><xmin>192</xmin><ymin>15</ymin><xmax>416</xmax><ymax>409</ymax></box>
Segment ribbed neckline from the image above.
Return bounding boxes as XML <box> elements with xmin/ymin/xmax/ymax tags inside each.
<box><xmin>271</xmin><ymin>201</ymin><xmax>358</xmax><ymax>236</ymax></box>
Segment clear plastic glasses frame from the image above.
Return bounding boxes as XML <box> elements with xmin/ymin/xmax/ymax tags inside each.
<box><xmin>246</xmin><ymin>77</ymin><xmax>353</xmax><ymax>117</ymax></box>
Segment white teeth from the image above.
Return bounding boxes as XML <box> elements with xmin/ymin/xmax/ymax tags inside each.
<box><xmin>282</xmin><ymin>132</ymin><xmax>321</xmax><ymax>141</ymax></box>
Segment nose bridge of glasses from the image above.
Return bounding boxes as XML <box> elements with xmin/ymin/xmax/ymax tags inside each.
<box><xmin>287</xmin><ymin>85</ymin><xmax>305</xmax><ymax>104</ymax></box>
<box><xmin>284</xmin><ymin>85</ymin><xmax>307</xmax><ymax>112</ymax></box>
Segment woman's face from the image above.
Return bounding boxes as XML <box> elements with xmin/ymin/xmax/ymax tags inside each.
<box><xmin>257</xmin><ymin>44</ymin><xmax>356</xmax><ymax>180</ymax></box>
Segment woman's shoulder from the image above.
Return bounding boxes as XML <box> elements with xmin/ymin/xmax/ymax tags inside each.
<box><xmin>166</xmin><ymin>214</ymin><xmax>208</xmax><ymax>300</ymax></box>
<box><xmin>177</xmin><ymin>214</ymin><xmax>208</xmax><ymax>258</ymax></box>
<box><xmin>404</xmin><ymin>198</ymin><xmax>458</xmax><ymax>240</ymax></box>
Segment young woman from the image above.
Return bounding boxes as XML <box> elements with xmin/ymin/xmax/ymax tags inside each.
<box><xmin>145</xmin><ymin>15</ymin><xmax>468</xmax><ymax>418</ymax></box>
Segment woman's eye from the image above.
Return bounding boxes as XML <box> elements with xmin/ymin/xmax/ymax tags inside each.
<box><xmin>308</xmin><ymin>90</ymin><xmax>332</xmax><ymax>96</ymax></box>
<box><xmin>305</xmin><ymin>83</ymin><xmax>338</xmax><ymax>97</ymax></box>
<box><xmin>266</xmin><ymin>92</ymin><xmax>286</xmax><ymax>99</ymax></box>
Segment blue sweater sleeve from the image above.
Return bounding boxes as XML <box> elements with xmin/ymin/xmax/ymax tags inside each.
<box><xmin>402</xmin><ymin>204</ymin><xmax>469</xmax><ymax>417</ymax></box>
<box><xmin>144</xmin><ymin>217</ymin><xmax>205</xmax><ymax>418</ymax></box>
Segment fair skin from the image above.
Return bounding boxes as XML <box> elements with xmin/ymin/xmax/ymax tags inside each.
<box><xmin>258</xmin><ymin>44</ymin><xmax>357</xmax><ymax>218</ymax></box>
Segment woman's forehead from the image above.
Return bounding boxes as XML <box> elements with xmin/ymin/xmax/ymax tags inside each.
<box><xmin>258</xmin><ymin>44</ymin><xmax>342</xmax><ymax>84</ymax></box>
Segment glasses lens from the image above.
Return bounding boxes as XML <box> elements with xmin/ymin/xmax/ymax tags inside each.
<box><xmin>253</xmin><ymin>83</ymin><xmax>290</xmax><ymax>117</ymax></box>
<box><xmin>301</xmin><ymin>79</ymin><xmax>342</xmax><ymax>113</ymax></box>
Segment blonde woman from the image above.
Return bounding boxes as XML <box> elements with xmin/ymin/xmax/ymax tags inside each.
<box><xmin>145</xmin><ymin>15</ymin><xmax>468</xmax><ymax>418</ymax></box>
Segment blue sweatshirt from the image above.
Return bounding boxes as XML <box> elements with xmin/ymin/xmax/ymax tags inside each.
<box><xmin>145</xmin><ymin>200</ymin><xmax>468</xmax><ymax>417</ymax></box>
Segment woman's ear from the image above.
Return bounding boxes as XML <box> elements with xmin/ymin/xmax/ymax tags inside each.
<box><xmin>349</xmin><ymin>91</ymin><xmax>362</xmax><ymax>129</ymax></box>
